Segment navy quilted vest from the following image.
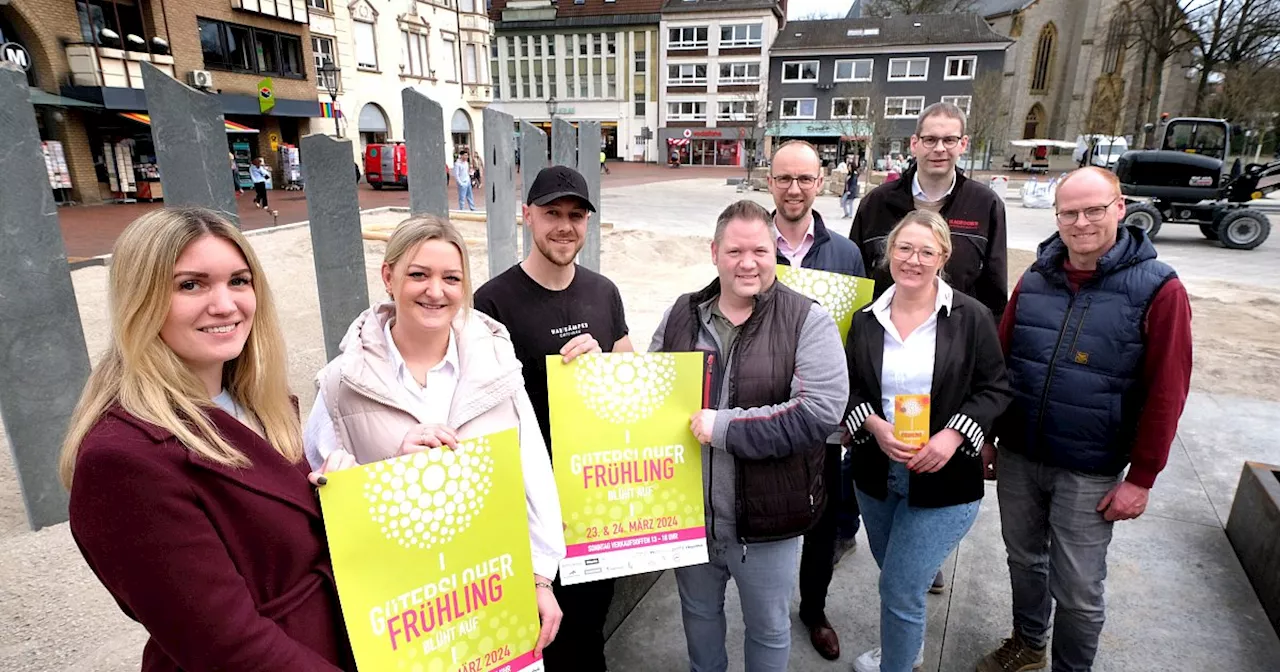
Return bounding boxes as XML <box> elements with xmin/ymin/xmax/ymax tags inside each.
<box><xmin>1002</xmin><ymin>226</ymin><xmax>1176</xmax><ymax>475</ymax></box>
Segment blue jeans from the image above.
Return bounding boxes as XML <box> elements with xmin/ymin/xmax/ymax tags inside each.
<box><xmin>458</xmin><ymin>182</ymin><xmax>475</xmax><ymax>210</ymax></box>
<box><xmin>855</xmin><ymin>463</ymin><xmax>979</xmax><ymax>672</ymax></box>
<box><xmin>675</xmin><ymin>536</ymin><xmax>801</xmax><ymax>672</ymax></box>
<box><xmin>841</xmin><ymin>192</ymin><xmax>855</xmax><ymax>217</ymax></box>
<box><xmin>997</xmin><ymin>447</ymin><xmax>1120</xmax><ymax>672</ymax></box>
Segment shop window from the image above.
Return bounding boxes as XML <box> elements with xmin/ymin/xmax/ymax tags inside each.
<box><xmin>198</xmin><ymin>17</ymin><xmax>307</xmax><ymax>78</ymax></box>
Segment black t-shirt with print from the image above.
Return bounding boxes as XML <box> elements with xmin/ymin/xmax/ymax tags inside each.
<box><xmin>473</xmin><ymin>263</ymin><xmax>629</xmax><ymax>455</ymax></box>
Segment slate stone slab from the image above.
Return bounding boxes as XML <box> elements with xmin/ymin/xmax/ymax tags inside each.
<box><xmin>482</xmin><ymin>109</ymin><xmax>518</xmax><ymax>279</ymax></box>
<box><xmin>301</xmin><ymin>134</ymin><xmax>370</xmax><ymax>362</ymax></box>
<box><xmin>139</xmin><ymin>63</ymin><xmax>238</xmax><ymax>225</ymax></box>
<box><xmin>403</xmin><ymin>89</ymin><xmax>449</xmax><ymax>218</ymax></box>
<box><xmin>0</xmin><ymin>68</ymin><xmax>91</xmax><ymax>529</ymax></box>
<box><xmin>576</xmin><ymin>121</ymin><xmax>602</xmax><ymax>272</ymax></box>
<box><xmin>518</xmin><ymin>122</ymin><xmax>548</xmax><ymax>258</ymax></box>
<box><xmin>1225</xmin><ymin>461</ymin><xmax>1280</xmax><ymax>636</ymax></box>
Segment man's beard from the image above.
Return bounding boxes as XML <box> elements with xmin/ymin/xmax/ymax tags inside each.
<box><xmin>534</xmin><ymin>236</ymin><xmax>581</xmax><ymax>267</ymax></box>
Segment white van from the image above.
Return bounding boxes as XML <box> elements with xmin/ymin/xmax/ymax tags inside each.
<box><xmin>1073</xmin><ymin>134</ymin><xmax>1130</xmax><ymax>169</ymax></box>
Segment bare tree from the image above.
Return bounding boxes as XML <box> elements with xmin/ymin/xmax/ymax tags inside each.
<box><xmin>1130</xmin><ymin>0</ymin><xmax>1207</xmax><ymax>145</ymax></box>
<box><xmin>735</xmin><ymin>85</ymin><xmax>775</xmax><ymax>182</ymax></box>
<box><xmin>862</xmin><ymin>0</ymin><xmax>978</xmax><ymax>15</ymax></box>
<box><xmin>794</xmin><ymin>10</ymin><xmax>846</xmax><ymax>20</ymax></box>
<box><xmin>1190</xmin><ymin>0</ymin><xmax>1280</xmax><ymax>114</ymax></box>
<box><xmin>965</xmin><ymin>69</ymin><xmax>1007</xmax><ymax>171</ymax></box>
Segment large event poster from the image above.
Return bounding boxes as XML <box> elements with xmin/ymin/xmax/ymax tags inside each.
<box><xmin>776</xmin><ymin>265</ymin><xmax>876</xmax><ymax>343</ymax></box>
<box><xmin>320</xmin><ymin>428</ymin><xmax>544</xmax><ymax>672</ymax></box>
<box><xmin>546</xmin><ymin>352</ymin><xmax>709</xmax><ymax>585</ymax></box>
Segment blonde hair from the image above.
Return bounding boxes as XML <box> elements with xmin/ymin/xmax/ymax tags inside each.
<box><xmin>383</xmin><ymin>215</ymin><xmax>474</xmax><ymax>311</ymax></box>
<box><xmin>59</xmin><ymin>207</ymin><xmax>301</xmax><ymax>488</ymax></box>
<box><xmin>879</xmin><ymin>210</ymin><xmax>953</xmax><ymax>272</ymax></box>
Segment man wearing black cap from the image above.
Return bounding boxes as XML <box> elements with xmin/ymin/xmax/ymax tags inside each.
<box><xmin>474</xmin><ymin>165</ymin><xmax>633</xmax><ymax>672</ymax></box>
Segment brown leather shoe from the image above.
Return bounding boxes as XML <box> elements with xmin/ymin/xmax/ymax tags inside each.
<box><xmin>806</xmin><ymin>617</ymin><xmax>841</xmax><ymax>660</ymax></box>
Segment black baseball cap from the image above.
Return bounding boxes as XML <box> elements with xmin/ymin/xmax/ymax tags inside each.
<box><xmin>526</xmin><ymin>165</ymin><xmax>597</xmax><ymax>212</ymax></box>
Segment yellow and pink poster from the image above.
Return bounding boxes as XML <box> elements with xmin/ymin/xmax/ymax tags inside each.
<box><xmin>319</xmin><ymin>428</ymin><xmax>544</xmax><ymax>672</ymax></box>
<box><xmin>547</xmin><ymin>352</ymin><xmax>709</xmax><ymax>585</ymax></box>
<box><xmin>776</xmin><ymin>265</ymin><xmax>876</xmax><ymax>344</ymax></box>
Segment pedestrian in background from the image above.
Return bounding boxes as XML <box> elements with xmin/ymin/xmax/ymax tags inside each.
<box><xmin>249</xmin><ymin>157</ymin><xmax>269</xmax><ymax>208</ymax></box>
<box><xmin>453</xmin><ymin>149</ymin><xmax>476</xmax><ymax>211</ymax></box>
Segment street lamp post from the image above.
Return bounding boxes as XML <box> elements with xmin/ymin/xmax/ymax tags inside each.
<box><xmin>320</xmin><ymin>59</ymin><xmax>341</xmax><ymax>137</ymax></box>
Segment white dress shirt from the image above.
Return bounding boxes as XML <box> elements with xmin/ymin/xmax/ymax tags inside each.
<box><xmin>869</xmin><ymin>278</ymin><xmax>954</xmax><ymax>423</ymax></box>
<box><xmin>303</xmin><ymin>318</ymin><xmax>566</xmax><ymax>579</ymax></box>
<box><xmin>911</xmin><ymin>171</ymin><xmax>957</xmax><ymax>202</ymax></box>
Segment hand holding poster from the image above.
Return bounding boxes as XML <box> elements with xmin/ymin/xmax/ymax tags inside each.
<box><xmin>319</xmin><ymin>428</ymin><xmax>544</xmax><ymax>672</ymax></box>
<box><xmin>547</xmin><ymin>352</ymin><xmax>709</xmax><ymax>585</ymax></box>
<box><xmin>775</xmin><ymin>265</ymin><xmax>875</xmax><ymax>343</ymax></box>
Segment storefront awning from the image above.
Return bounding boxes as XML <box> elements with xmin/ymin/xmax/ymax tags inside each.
<box><xmin>30</xmin><ymin>89</ymin><xmax>102</xmax><ymax>108</ymax></box>
<box><xmin>667</xmin><ymin>138</ymin><xmax>690</xmax><ymax>146</ymax></box>
<box><xmin>118</xmin><ymin>112</ymin><xmax>260</xmax><ymax>134</ymax></box>
<box><xmin>767</xmin><ymin>120</ymin><xmax>872</xmax><ymax>138</ymax></box>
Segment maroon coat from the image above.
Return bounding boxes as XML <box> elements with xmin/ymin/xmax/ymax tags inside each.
<box><xmin>69</xmin><ymin>406</ymin><xmax>356</xmax><ymax>672</ymax></box>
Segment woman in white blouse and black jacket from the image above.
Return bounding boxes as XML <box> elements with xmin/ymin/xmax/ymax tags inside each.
<box><xmin>842</xmin><ymin>210</ymin><xmax>1012</xmax><ymax>672</ymax></box>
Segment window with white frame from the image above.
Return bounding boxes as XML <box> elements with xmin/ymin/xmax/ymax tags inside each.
<box><xmin>782</xmin><ymin>60</ymin><xmax>819</xmax><ymax>82</ymax></box>
<box><xmin>834</xmin><ymin>58</ymin><xmax>872</xmax><ymax>82</ymax></box>
<box><xmin>354</xmin><ymin>21</ymin><xmax>377</xmax><ymax>70</ymax></box>
<box><xmin>667</xmin><ymin>101</ymin><xmax>706</xmax><ymax>121</ymax></box>
<box><xmin>885</xmin><ymin>96</ymin><xmax>925</xmax><ymax>118</ymax></box>
<box><xmin>718</xmin><ymin>62</ymin><xmax>760</xmax><ymax>84</ymax></box>
<box><xmin>634</xmin><ymin>90</ymin><xmax>646</xmax><ymax>116</ymax></box>
<box><xmin>400</xmin><ymin>30</ymin><xmax>429</xmax><ymax>78</ymax></box>
<box><xmin>463</xmin><ymin>43</ymin><xmax>479</xmax><ymax>84</ymax></box>
<box><xmin>669</xmin><ymin>26</ymin><xmax>709</xmax><ymax>49</ymax></box>
<box><xmin>441</xmin><ymin>34</ymin><xmax>457</xmax><ymax>81</ymax></box>
<box><xmin>718</xmin><ymin>100</ymin><xmax>757</xmax><ymax>120</ymax></box>
<box><xmin>832</xmin><ymin>97</ymin><xmax>869</xmax><ymax>118</ymax></box>
<box><xmin>941</xmin><ymin>95</ymin><xmax>972</xmax><ymax>115</ymax></box>
<box><xmin>635</xmin><ymin>49</ymin><xmax>646</xmax><ymax>73</ymax></box>
<box><xmin>888</xmin><ymin>57</ymin><xmax>928</xmax><ymax>81</ymax></box>
<box><xmin>781</xmin><ymin>98</ymin><xmax>817</xmax><ymax>119</ymax></box>
<box><xmin>307</xmin><ymin>0</ymin><xmax>328</xmax><ymax>10</ymax></box>
<box><xmin>668</xmin><ymin>63</ymin><xmax>707</xmax><ymax>85</ymax></box>
<box><xmin>945</xmin><ymin>56</ymin><xmax>976</xmax><ymax>80</ymax></box>
<box><xmin>312</xmin><ymin>36</ymin><xmax>338</xmax><ymax>90</ymax></box>
<box><xmin>719</xmin><ymin>23</ymin><xmax>762</xmax><ymax>47</ymax></box>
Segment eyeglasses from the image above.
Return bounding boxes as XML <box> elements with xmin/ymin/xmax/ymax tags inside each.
<box><xmin>891</xmin><ymin>243</ymin><xmax>941</xmax><ymax>266</ymax></box>
<box><xmin>1055</xmin><ymin>197</ymin><xmax>1118</xmax><ymax>225</ymax></box>
<box><xmin>771</xmin><ymin>174</ymin><xmax>819</xmax><ymax>189</ymax></box>
<box><xmin>918</xmin><ymin>135</ymin><xmax>963</xmax><ymax>149</ymax></box>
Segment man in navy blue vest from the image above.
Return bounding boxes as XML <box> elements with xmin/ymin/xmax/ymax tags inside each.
<box><xmin>978</xmin><ymin>167</ymin><xmax>1193</xmax><ymax>672</ymax></box>
<box><xmin>768</xmin><ymin>139</ymin><xmax>866</xmax><ymax>661</ymax></box>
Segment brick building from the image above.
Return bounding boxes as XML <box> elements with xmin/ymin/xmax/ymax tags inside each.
<box><xmin>0</xmin><ymin>0</ymin><xmax>321</xmax><ymax>205</ymax></box>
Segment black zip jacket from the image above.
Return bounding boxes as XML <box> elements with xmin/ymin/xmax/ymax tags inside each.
<box><xmin>848</xmin><ymin>165</ymin><xmax>1009</xmax><ymax>321</ymax></box>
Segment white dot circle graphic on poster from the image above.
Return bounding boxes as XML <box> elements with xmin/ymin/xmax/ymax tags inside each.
<box><xmin>361</xmin><ymin>436</ymin><xmax>495</xmax><ymax>549</ymax></box>
<box><xmin>574</xmin><ymin>352</ymin><xmax>677</xmax><ymax>425</ymax></box>
<box><xmin>781</xmin><ymin>270</ymin><xmax>856</xmax><ymax>319</ymax></box>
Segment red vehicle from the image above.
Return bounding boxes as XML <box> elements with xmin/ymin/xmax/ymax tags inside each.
<box><xmin>364</xmin><ymin>141</ymin><xmax>408</xmax><ymax>190</ymax></box>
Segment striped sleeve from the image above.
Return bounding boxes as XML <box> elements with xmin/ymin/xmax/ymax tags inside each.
<box><xmin>946</xmin><ymin>413</ymin><xmax>984</xmax><ymax>457</ymax></box>
<box><xmin>844</xmin><ymin>401</ymin><xmax>877</xmax><ymax>436</ymax></box>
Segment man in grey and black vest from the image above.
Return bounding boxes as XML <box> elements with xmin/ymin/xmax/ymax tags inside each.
<box><xmin>650</xmin><ymin>200</ymin><xmax>848</xmax><ymax>672</ymax></box>
<box><xmin>978</xmin><ymin>167</ymin><xmax>1193</xmax><ymax>672</ymax></box>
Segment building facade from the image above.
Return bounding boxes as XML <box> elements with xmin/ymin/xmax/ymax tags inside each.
<box><xmin>486</xmin><ymin>0</ymin><xmax>661</xmax><ymax>163</ymax></box>
<box><xmin>2</xmin><ymin>0</ymin><xmax>323</xmax><ymax>205</ymax></box>
<box><xmin>849</xmin><ymin>0</ymin><xmax>1197</xmax><ymax>149</ymax></box>
<box><xmin>308</xmin><ymin>0</ymin><xmax>494</xmax><ymax>166</ymax></box>
<box><xmin>657</xmin><ymin>0</ymin><xmax>784</xmax><ymax>167</ymax></box>
<box><xmin>769</xmin><ymin>14</ymin><xmax>1009</xmax><ymax>167</ymax></box>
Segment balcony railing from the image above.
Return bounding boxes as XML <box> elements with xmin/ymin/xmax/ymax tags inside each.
<box><xmin>66</xmin><ymin>43</ymin><xmax>175</xmax><ymax>89</ymax></box>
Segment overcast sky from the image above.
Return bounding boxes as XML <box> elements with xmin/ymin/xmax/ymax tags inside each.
<box><xmin>787</xmin><ymin>0</ymin><xmax>856</xmax><ymax>19</ymax></box>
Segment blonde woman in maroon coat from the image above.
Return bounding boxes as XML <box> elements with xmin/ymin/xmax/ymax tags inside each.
<box><xmin>59</xmin><ymin>207</ymin><xmax>355</xmax><ymax>671</ymax></box>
